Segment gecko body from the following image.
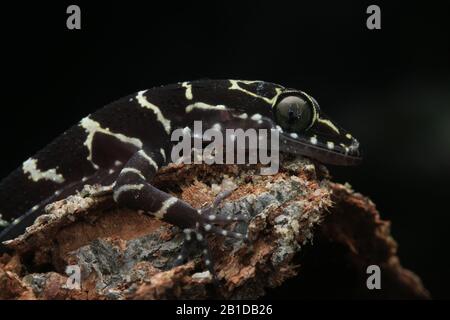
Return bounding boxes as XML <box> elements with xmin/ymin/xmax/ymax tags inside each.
<box><xmin>0</xmin><ymin>80</ymin><xmax>361</xmax><ymax>273</ymax></box>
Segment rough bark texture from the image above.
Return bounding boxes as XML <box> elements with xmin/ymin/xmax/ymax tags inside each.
<box><xmin>0</xmin><ymin>157</ymin><xmax>430</xmax><ymax>299</ymax></box>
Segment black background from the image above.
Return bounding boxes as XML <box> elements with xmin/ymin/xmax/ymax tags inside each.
<box><xmin>1</xmin><ymin>1</ymin><xmax>449</xmax><ymax>298</ymax></box>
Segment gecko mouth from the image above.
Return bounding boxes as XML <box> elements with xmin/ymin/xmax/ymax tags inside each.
<box><xmin>279</xmin><ymin>133</ymin><xmax>362</xmax><ymax>166</ymax></box>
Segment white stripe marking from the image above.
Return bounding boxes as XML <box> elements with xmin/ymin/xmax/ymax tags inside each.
<box><xmin>181</xmin><ymin>82</ymin><xmax>193</xmax><ymax>100</ymax></box>
<box><xmin>136</xmin><ymin>90</ymin><xmax>171</xmax><ymax>134</ymax></box>
<box><xmin>229</xmin><ymin>80</ymin><xmax>283</xmax><ymax>104</ymax></box>
<box><xmin>153</xmin><ymin>196</ymin><xmax>177</xmax><ymax>219</ymax></box>
<box><xmin>80</xmin><ymin>117</ymin><xmax>143</xmax><ymax>169</ymax></box>
<box><xmin>318</xmin><ymin>118</ymin><xmax>340</xmax><ymax>134</ymax></box>
<box><xmin>185</xmin><ymin>102</ymin><xmax>227</xmax><ymax>113</ymax></box>
<box><xmin>138</xmin><ymin>150</ymin><xmax>159</xmax><ymax>171</ymax></box>
<box><xmin>22</xmin><ymin>158</ymin><xmax>65</xmax><ymax>184</ymax></box>
<box><xmin>113</xmin><ymin>184</ymin><xmax>144</xmax><ymax>202</ymax></box>
<box><xmin>120</xmin><ymin>168</ymin><xmax>146</xmax><ymax>180</ymax></box>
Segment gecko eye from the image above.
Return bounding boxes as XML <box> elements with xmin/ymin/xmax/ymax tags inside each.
<box><xmin>274</xmin><ymin>95</ymin><xmax>313</xmax><ymax>132</ymax></box>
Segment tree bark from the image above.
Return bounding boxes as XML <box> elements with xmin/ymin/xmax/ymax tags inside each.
<box><xmin>0</xmin><ymin>157</ymin><xmax>430</xmax><ymax>299</ymax></box>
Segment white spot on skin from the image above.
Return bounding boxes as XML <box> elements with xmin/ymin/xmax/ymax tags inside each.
<box><xmin>221</xmin><ymin>230</ymin><xmax>228</xmax><ymax>236</ymax></box>
<box><xmin>310</xmin><ymin>136</ymin><xmax>318</xmax><ymax>145</ymax></box>
<box><xmin>251</xmin><ymin>113</ymin><xmax>262</xmax><ymax>121</ymax></box>
<box><xmin>181</xmin><ymin>82</ymin><xmax>193</xmax><ymax>100</ymax></box>
<box><xmin>136</xmin><ymin>90</ymin><xmax>171</xmax><ymax>134</ymax></box>
<box><xmin>177</xmin><ymin>255</ymin><xmax>183</xmax><ymax>260</ymax></box>
<box><xmin>54</xmin><ymin>190</ymin><xmax>61</xmax><ymax>196</ymax></box>
<box><xmin>204</xmin><ymin>224</ymin><xmax>212</xmax><ymax>231</ymax></box>
<box><xmin>290</xmin><ymin>133</ymin><xmax>299</xmax><ymax>139</ymax></box>
<box><xmin>237</xmin><ymin>113</ymin><xmax>248</xmax><ymax>119</ymax></box>
<box><xmin>113</xmin><ymin>184</ymin><xmax>144</xmax><ymax>202</ymax></box>
<box><xmin>80</xmin><ymin>117</ymin><xmax>143</xmax><ymax>169</ymax></box>
<box><xmin>340</xmin><ymin>143</ymin><xmax>350</xmax><ymax>154</ymax></box>
<box><xmin>185</xmin><ymin>102</ymin><xmax>227</xmax><ymax>113</ymax></box>
<box><xmin>114</xmin><ymin>160</ymin><xmax>122</xmax><ymax>167</ymax></box>
<box><xmin>327</xmin><ymin>141</ymin><xmax>335</xmax><ymax>150</ymax></box>
<box><xmin>203</xmin><ymin>249</ymin><xmax>208</xmax><ymax>254</ymax></box>
<box><xmin>82</xmin><ymin>177</ymin><xmax>88</xmax><ymax>182</ymax></box>
<box><xmin>108</xmin><ymin>169</ymin><xmax>115</xmax><ymax>174</ymax></box>
<box><xmin>12</xmin><ymin>217</ymin><xmax>23</xmax><ymax>225</ymax></box>
<box><xmin>184</xmin><ymin>229</ymin><xmax>192</xmax><ymax>241</ymax></box>
<box><xmin>138</xmin><ymin>150</ymin><xmax>159</xmax><ymax>171</ymax></box>
<box><xmin>208</xmin><ymin>215</ymin><xmax>216</xmax><ymax>221</ymax></box>
<box><xmin>22</xmin><ymin>158</ymin><xmax>65</xmax><ymax>184</ymax></box>
<box><xmin>205</xmin><ymin>259</ymin><xmax>211</xmax><ymax>266</ymax></box>
<box><xmin>120</xmin><ymin>167</ymin><xmax>146</xmax><ymax>180</ymax></box>
<box><xmin>0</xmin><ymin>214</ymin><xmax>8</xmax><ymax>228</ymax></box>
<box><xmin>153</xmin><ymin>197</ymin><xmax>177</xmax><ymax>219</ymax></box>
<box><xmin>346</xmin><ymin>133</ymin><xmax>353</xmax><ymax>139</ymax></box>
<box><xmin>196</xmin><ymin>233</ymin><xmax>204</xmax><ymax>241</ymax></box>
<box><xmin>32</xmin><ymin>205</ymin><xmax>39</xmax><ymax>212</ymax></box>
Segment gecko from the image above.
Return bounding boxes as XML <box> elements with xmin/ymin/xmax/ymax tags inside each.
<box><xmin>0</xmin><ymin>79</ymin><xmax>361</xmax><ymax>275</ymax></box>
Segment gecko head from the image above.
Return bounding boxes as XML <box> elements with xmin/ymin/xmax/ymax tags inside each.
<box><xmin>269</xmin><ymin>90</ymin><xmax>361</xmax><ymax>165</ymax></box>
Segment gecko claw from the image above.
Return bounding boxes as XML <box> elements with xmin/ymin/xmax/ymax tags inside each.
<box><xmin>200</xmin><ymin>189</ymin><xmax>249</xmax><ymax>224</ymax></box>
<box><xmin>172</xmin><ymin>189</ymin><xmax>249</xmax><ymax>282</ymax></box>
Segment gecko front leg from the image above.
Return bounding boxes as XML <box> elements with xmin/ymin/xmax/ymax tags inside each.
<box><xmin>112</xmin><ymin>148</ymin><xmax>248</xmax><ymax>278</ymax></box>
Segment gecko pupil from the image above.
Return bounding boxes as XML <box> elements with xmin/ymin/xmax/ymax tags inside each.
<box><xmin>275</xmin><ymin>95</ymin><xmax>313</xmax><ymax>132</ymax></box>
